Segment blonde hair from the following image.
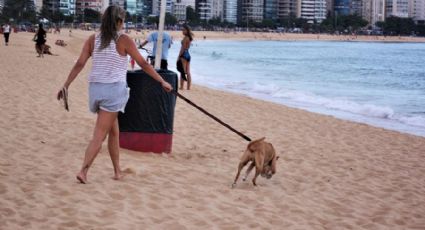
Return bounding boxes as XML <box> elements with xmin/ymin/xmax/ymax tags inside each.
<box><xmin>99</xmin><ymin>5</ymin><xmax>126</xmax><ymax>50</ymax></box>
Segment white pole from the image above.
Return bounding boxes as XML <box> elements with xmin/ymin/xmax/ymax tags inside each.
<box><xmin>154</xmin><ymin>0</ymin><xmax>167</xmax><ymax>69</ymax></box>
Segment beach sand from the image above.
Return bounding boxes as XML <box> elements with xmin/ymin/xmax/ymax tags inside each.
<box><xmin>0</xmin><ymin>30</ymin><xmax>425</xmax><ymax>229</ymax></box>
<box><xmin>146</xmin><ymin>30</ymin><xmax>425</xmax><ymax>43</ymax></box>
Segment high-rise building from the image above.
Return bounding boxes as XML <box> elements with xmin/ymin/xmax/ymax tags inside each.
<box><xmin>385</xmin><ymin>0</ymin><xmax>409</xmax><ymax>18</ymax></box>
<box><xmin>152</xmin><ymin>0</ymin><xmax>173</xmax><ymax>15</ymax></box>
<box><xmin>264</xmin><ymin>0</ymin><xmax>278</xmax><ymax>20</ymax></box>
<box><xmin>411</xmin><ymin>0</ymin><xmax>425</xmax><ymax>23</ymax></box>
<box><xmin>223</xmin><ymin>0</ymin><xmax>237</xmax><ymax>23</ymax></box>
<box><xmin>211</xmin><ymin>0</ymin><xmax>223</xmax><ymax>19</ymax></box>
<box><xmin>173</xmin><ymin>0</ymin><xmax>196</xmax><ymax>21</ymax></box>
<box><xmin>76</xmin><ymin>0</ymin><xmax>103</xmax><ymax>20</ymax></box>
<box><xmin>58</xmin><ymin>0</ymin><xmax>76</xmax><ymax>15</ymax></box>
<box><xmin>325</xmin><ymin>0</ymin><xmax>333</xmax><ymax>16</ymax></box>
<box><xmin>44</xmin><ymin>0</ymin><xmax>73</xmax><ymax>16</ymax></box>
<box><xmin>196</xmin><ymin>0</ymin><xmax>213</xmax><ymax>20</ymax></box>
<box><xmin>140</xmin><ymin>0</ymin><xmax>153</xmax><ymax>16</ymax></box>
<box><xmin>335</xmin><ymin>0</ymin><xmax>350</xmax><ymax>15</ymax></box>
<box><xmin>362</xmin><ymin>0</ymin><xmax>385</xmax><ymax>26</ymax></box>
<box><xmin>277</xmin><ymin>0</ymin><xmax>297</xmax><ymax>18</ymax></box>
<box><xmin>34</xmin><ymin>0</ymin><xmax>44</xmax><ymax>12</ymax></box>
<box><xmin>351</xmin><ymin>0</ymin><xmax>362</xmax><ymax>15</ymax></box>
<box><xmin>109</xmin><ymin>0</ymin><xmax>125</xmax><ymax>8</ymax></box>
<box><xmin>125</xmin><ymin>0</ymin><xmax>137</xmax><ymax>14</ymax></box>
<box><xmin>298</xmin><ymin>0</ymin><xmax>327</xmax><ymax>23</ymax></box>
<box><xmin>334</xmin><ymin>0</ymin><xmax>362</xmax><ymax>16</ymax></box>
<box><xmin>238</xmin><ymin>0</ymin><xmax>264</xmax><ymax>23</ymax></box>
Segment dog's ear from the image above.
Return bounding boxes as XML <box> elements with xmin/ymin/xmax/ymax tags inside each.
<box><xmin>248</xmin><ymin>137</ymin><xmax>265</xmax><ymax>152</ymax></box>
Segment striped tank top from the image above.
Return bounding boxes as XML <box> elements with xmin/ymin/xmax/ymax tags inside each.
<box><xmin>88</xmin><ymin>33</ymin><xmax>128</xmax><ymax>83</ymax></box>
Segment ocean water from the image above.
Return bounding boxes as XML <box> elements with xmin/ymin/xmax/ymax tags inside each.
<box><xmin>163</xmin><ymin>40</ymin><xmax>425</xmax><ymax>137</ymax></box>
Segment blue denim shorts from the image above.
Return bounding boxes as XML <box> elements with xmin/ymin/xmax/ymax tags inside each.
<box><xmin>88</xmin><ymin>81</ymin><xmax>130</xmax><ymax>113</ymax></box>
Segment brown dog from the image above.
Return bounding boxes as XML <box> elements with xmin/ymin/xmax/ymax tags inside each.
<box><xmin>232</xmin><ymin>137</ymin><xmax>279</xmax><ymax>187</ymax></box>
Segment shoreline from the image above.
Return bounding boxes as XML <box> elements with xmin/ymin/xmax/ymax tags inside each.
<box><xmin>188</xmin><ymin>83</ymin><xmax>425</xmax><ymax>139</ymax></box>
<box><xmin>166</xmin><ymin>30</ymin><xmax>425</xmax><ymax>43</ymax></box>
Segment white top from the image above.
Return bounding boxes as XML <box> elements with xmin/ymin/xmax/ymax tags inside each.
<box><xmin>2</xmin><ymin>25</ymin><xmax>10</xmax><ymax>33</ymax></box>
<box><xmin>88</xmin><ymin>33</ymin><xmax>128</xmax><ymax>83</ymax></box>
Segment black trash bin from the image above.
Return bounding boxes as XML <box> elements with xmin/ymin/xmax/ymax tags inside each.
<box><xmin>118</xmin><ymin>69</ymin><xmax>178</xmax><ymax>153</ymax></box>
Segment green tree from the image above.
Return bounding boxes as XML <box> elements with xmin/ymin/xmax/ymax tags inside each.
<box><xmin>261</xmin><ymin>19</ymin><xmax>275</xmax><ymax>28</ymax></box>
<box><xmin>208</xmin><ymin>17</ymin><xmax>222</xmax><ymax>26</ymax></box>
<box><xmin>1</xmin><ymin>0</ymin><xmax>36</xmax><ymax>23</ymax></box>
<box><xmin>186</xmin><ymin>6</ymin><xmax>199</xmax><ymax>25</ymax></box>
<box><xmin>377</xmin><ymin>16</ymin><xmax>415</xmax><ymax>35</ymax></box>
<box><xmin>416</xmin><ymin>24</ymin><xmax>425</xmax><ymax>36</ymax></box>
<box><xmin>320</xmin><ymin>14</ymin><xmax>368</xmax><ymax>33</ymax></box>
<box><xmin>165</xmin><ymin>13</ymin><xmax>178</xmax><ymax>25</ymax></box>
<box><xmin>82</xmin><ymin>8</ymin><xmax>101</xmax><ymax>23</ymax></box>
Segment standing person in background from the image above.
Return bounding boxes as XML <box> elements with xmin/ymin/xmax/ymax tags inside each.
<box><xmin>35</xmin><ymin>23</ymin><xmax>47</xmax><ymax>57</ymax></box>
<box><xmin>56</xmin><ymin>5</ymin><xmax>172</xmax><ymax>184</ymax></box>
<box><xmin>2</xmin><ymin>23</ymin><xmax>11</xmax><ymax>46</ymax></box>
<box><xmin>139</xmin><ymin>31</ymin><xmax>172</xmax><ymax>69</ymax></box>
<box><xmin>178</xmin><ymin>24</ymin><xmax>193</xmax><ymax>90</ymax></box>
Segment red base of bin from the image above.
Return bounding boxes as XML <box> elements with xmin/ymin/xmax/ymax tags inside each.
<box><xmin>119</xmin><ymin>132</ymin><xmax>172</xmax><ymax>154</ymax></box>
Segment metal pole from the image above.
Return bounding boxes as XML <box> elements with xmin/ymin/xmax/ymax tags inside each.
<box><xmin>154</xmin><ymin>0</ymin><xmax>167</xmax><ymax>69</ymax></box>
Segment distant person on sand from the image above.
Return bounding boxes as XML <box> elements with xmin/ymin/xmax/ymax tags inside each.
<box><xmin>139</xmin><ymin>31</ymin><xmax>172</xmax><ymax>69</ymax></box>
<box><xmin>2</xmin><ymin>23</ymin><xmax>11</xmax><ymax>46</ymax></box>
<box><xmin>56</xmin><ymin>5</ymin><xmax>173</xmax><ymax>184</ymax></box>
<box><xmin>178</xmin><ymin>24</ymin><xmax>193</xmax><ymax>90</ymax></box>
<box><xmin>34</xmin><ymin>23</ymin><xmax>47</xmax><ymax>57</ymax></box>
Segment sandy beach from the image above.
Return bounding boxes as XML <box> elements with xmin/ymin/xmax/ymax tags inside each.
<box><xmin>0</xmin><ymin>30</ymin><xmax>425</xmax><ymax>229</ymax></box>
<box><xmin>167</xmin><ymin>30</ymin><xmax>425</xmax><ymax>43</ymax></box>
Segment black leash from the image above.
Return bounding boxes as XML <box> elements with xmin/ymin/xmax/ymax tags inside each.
<box><xmin>172</xmin><ymin>90</ymin><xmax>252</xmax><ymax>142</ymax></box>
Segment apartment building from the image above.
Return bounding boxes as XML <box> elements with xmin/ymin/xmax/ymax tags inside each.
<box><xmin>386</xmin><ymin>0</ymin><xmax>409</xmax><ymax>18</ymax></box>
<box><xmin>298</xmin><ymin>0</ymin><xmax>327</xmax><ymax>23</ymax></box>
<box><xmin>264</xmin><ymin>0</ymin><xmax>278</xmax><ymax>20</ymax></box>
<box><xmin>362</xmin><ymin>0</ymin><xmax>385</xmax><ymax>26</ymax></box>
<box><xmin>277</xmin><ymin>0</ymin><xmax>298</xmax><ymax>18</ymax></box>
<box><xmin>238</xmin><ymin>0</ymin><xmax>265</xmax><ymax>23</ymax></box>
<box><xmin>223</xmin><ymin>0</ymin><xmax>237</xmax><ymax>23</ymax></box>
<box><xmin>173</xmin><ymin>0</ymin><xmax>196</xmax><ymax>21</ymax></box>
<box><xmin>411</xmin><ymin>0</ymin><xmax>425</xmax><ymax>23</ymax></box>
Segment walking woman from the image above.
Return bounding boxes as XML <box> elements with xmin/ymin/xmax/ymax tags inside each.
<box><xmin>178</xmin><ymin>24</ymin><xmax>193</xmax><ymax>90</ymax></box>
<box><xmin>35</xmin><ymin>23</ymin><xmax>47</xmax><ymax>57</ymax></box>
<box><xmin>2</xmin><ymin>23</ymin><xmax>11</xmax><ymax>46</ymax></box>
<box><xmin>57</xmin><ymin>5</ymin><xmax>172</xmax><ymax>184</ymax></box>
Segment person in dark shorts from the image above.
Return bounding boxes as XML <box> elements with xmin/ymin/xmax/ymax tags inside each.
<box><xmin>34</xmin><ymin>23</ymin><xmax>47</xmax><ymax>57</ymax></box>
<box><xmin>2</xmin><ymin>23</ymin><xmax>11</xmax><ymax>46</ymax></box>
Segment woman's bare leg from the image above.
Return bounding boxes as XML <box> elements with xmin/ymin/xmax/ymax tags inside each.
<box><xmin>179</xmin><ymin>74</ymin><xmax>185</xmax><ymax>90</ymax></box>
<box><xmin>40</xmin><ymin>44</ymin><xmax>45</xmax><ymax>58</ymax></box>
<box><xmin>107</xmin><ymin>118</ymin><xmax>122</xmax><ymax>180</ymax></box>
<box><xmin>180</xmin><ymin>58</ymin><xmax>188</xmax><ymax>90</ymax></box>
<box><xmin>36</xmin><ymin>45</ymin><xmax>42</xmax><ymax>57</ymax></box>
<box><xmin>185</xmin><ymin>61</ymin><xmax>191</xmax><ymax>90</ymax></box>
<box><xmin>76</xmin><ymin>110</ymin><xmax>118</xmax><ymax>184</ymax></box>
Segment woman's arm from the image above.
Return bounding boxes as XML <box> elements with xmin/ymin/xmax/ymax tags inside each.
<box><xmin>57</xmin><ymin>35</ymin><xmax>94</xmax><ymax>99</ymax></box>
<box><xmin>122</xmin><ymin>35</ymin><xmax>173</xmax><ymax>92</ymax></box>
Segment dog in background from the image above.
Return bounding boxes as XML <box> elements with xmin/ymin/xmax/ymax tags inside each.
<box><xmin>232</xmin><ymin>137</ymin><xmax>279</xmax><ymax>187</ymax></box>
